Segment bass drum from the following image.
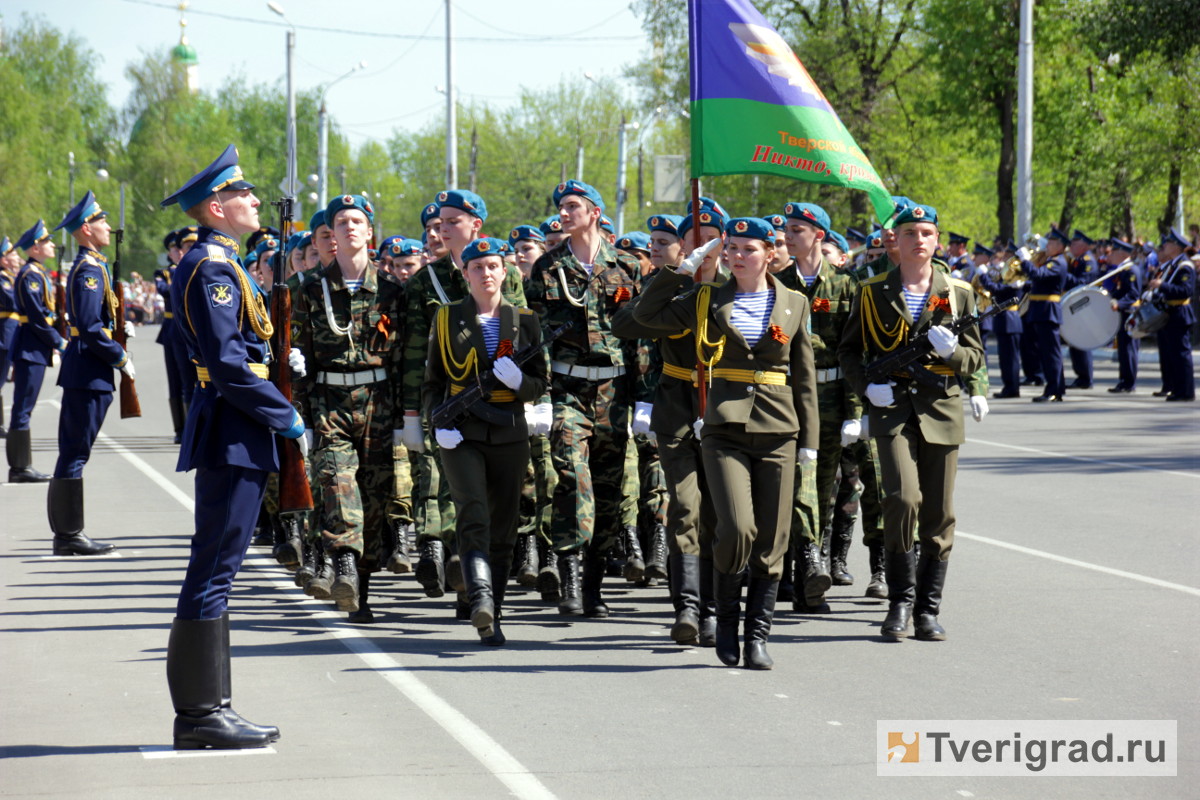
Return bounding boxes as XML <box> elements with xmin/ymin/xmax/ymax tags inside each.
<box><xmin>1125</xmin><ymin>298</ymin><xmax>1169</xmax><ymax>339</ymax></box>
<box><xmin>1060</xmin><ymin>286</ymin><xmax>1120</xmax><ymax>349</ymax></box>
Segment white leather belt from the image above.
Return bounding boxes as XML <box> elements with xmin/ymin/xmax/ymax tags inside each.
<box><xmin>815</xmin><ymin>367</ymin><xmax>843</xmax><ymax>384</ymax></box>
<box><xmin>317</xmin><ymin>367</ymin><xmax>387</xmax><ymax>387</ymax></box>
<box><xmin>550</xmin><ymin>360</ymin><xmax>626</xmax><ymax>381</ymax></box>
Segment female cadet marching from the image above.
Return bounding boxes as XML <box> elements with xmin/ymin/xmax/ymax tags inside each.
<box><xmin>633</xmin><ymin>217</ymin><xmax>818</xmax><ymax>670</ymax></box>
<box><xmin>423</xmin><ymin>237</ymin><xmax>548</xmax><ymax>646</ymax></box>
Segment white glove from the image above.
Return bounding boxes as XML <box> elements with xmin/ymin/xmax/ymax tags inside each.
<box><xmin>798</xmin><ymin>447</ymin><xmax>817</xmax><ymax>465</ymax></box>
<box><xmin>525</xmin><ymin>402</ymin><xmax>553</xmax><ymax>436</ymax></box>
<box><xmin>124</xmin><ymin>320</ymin><xmax>137</xmax><ymax>338</ymax></box>
<box><xmin>493</xmin><ymin>356</ymin><xmax>523</xmax><ymax>391</ymax></box>
<box><xmin>288</xmin><ymin>347</ymin><xmax>307</xmax><ymax>378</ymax></box>
<box><xmin>971</xmin><ymin>395</ymin><xmax>989</xmax><ymax>423</ymax></box>
<box><xmin>52</xmin><ymin>351</ymin><xmax>61</xmax><ymax>368</ymax></box>
<box><xmin>296</xmin><ymin>431</ymin><xmax>309</xmax><ymax>460</ymax></box>
<box><xmin>859</xmin><ymin>415</ymin><xmax>870</xmax><ymax>440</ymax></box>
<box><xmin>692</xmin><ymin>417</ymin><xmax>704</xmax><ymax>439</ymax></box>
<box><xmin>865</xmin><ymin>382</ymin><xmax>895</xmax><ymax>408</ymax></box>
<box><xmin>120</xmin><ymin>359</ymin><xmax>136</xmax><ymax>381</ymax></box>
<box><xmin>632</xmin><ymin>401</ymin><xmax>653</xmax><ymax>435</ymax></box>
<box><xmin>435</xmin><ymin>428</ymin><xmax>463</xmax><ymax>450</ymax></box>
<box><xmin>677</xmin><ymin>237</ymin><xmax>722</xmax><ymax>276</ymax></box>
<box><xmin>1016</xmin><ymin>246</ymin><xmax>1032</xmax><ymax>262</ymax></box>
<box><xmin>305</xmin><ymin>428</ymin><xmax>315</xmax><ymax>450</ymax></box>
<box><xmin>402</xmin><ymin>415</ymin><xmax>426</xmax><ymax>453</ymax></box>
<box><xmin>839</xmin><ymin>418</ymin><xmax>861</xmax><ymax>447</ymax></box>
<box><xmin>928</xmin><ymin>325</ymin><xmax>959</xmax><ymax>360</ymax></box>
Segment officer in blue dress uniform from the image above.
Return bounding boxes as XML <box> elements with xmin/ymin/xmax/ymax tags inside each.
<box><xmin>161</xmin><ymin>144</ymin><xmax>308</xmax><ymax>750</ymax></box>
<box><xmin>0</xmin><ymin>236</ymin><xmax>21</xmax><ymax>437</ymax></box>
<box><xmin>156</xmin><ymin>229</ymin><xmax>194</xmax><ymax>443</ymax></box>
<box><xmin>1025</xmin><ymin>228</ymin><xmax>1070</xmax><ymax>402</ymax></box>
<box><xmin>46</xmin><ymin>192</ymin><xmax>133</xmax><ymax>555</ymax></box>
<box><xmin>945</xmin><ymin>232</ymin><xmax>970</xmax><ymax>275</ymax></box>
<box><xmin>975</xmin><ymin>243</ymin><xmax>1024</xmax><ymax>398</ymax></box>
<box><xmin>1151</xmin><ymin>228</ymin><xmax>1195</xmax><ymax>402</ymax></box>
<box><xmin>1065</xmin><ymin>229</ymin><xmax>1100</xmax><ymax>389</ymax></box>
<box><xmin>1104</xmin><ymin>238</ymin><xmax>1141</xmax><ymax>393</ymax></box>
<box><xmin>6</xmin><ymin>220</ymin><xmax>65</xmax><ymax>482</ymax></box>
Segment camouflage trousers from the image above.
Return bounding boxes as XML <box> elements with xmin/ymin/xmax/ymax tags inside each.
<box><xmin>520</xmin><ymin>434</ymin><xmax>556</xmax><ymax>543</ymax></box>
<box><xmin>310</xmin><ymin>383</ymin><xmax>395</xmax><ymax>570</ymax></box>
<box><xmin>791</xmin><ymin>380</ymin><xmax>851</xmax><ymax>547</ymax></box>
<box><xmin>411</xmin><ymin>424</ymin><xmax>456</xmax><ymax>546</ymax></box>
<box><xmin>388</xmin><ymin>443</ymin><xmax>414</xmax><ymax>526</ymax></box>
<box><xmin>549</xmin><ymin>376</ymin><xmax>630</xmax><ymax>554</ymax></box>
<box><xmin>620</xmin><ymin>435</ymin><xmax>668</xmax><ymax>534</ymax></box>
<box><xmin>833</xmin><ymin>437</ymin><xmax>884</xmax><ymax>545</ymax></box>
<box><xmin>657</xmin><ymin>432</ymin><xmax>714</xmax><ymax>558</ymax></box>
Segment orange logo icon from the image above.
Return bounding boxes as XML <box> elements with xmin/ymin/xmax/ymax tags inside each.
<box><xmin>887</xmin><ymin>732</ymin><xmax>919</xmax><ymax>763</ymax></box>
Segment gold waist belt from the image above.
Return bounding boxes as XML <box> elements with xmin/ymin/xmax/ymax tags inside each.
<box><xmin>661</xmin><ymin>362</ymin><xmax>699</xmax><ymax>384</ymax></box>
<box><xmin>450</xmin><ymin>383</ymin><xmax>517</xmax><ymax>403</ymax></box>
<box><xmin>1027</xmin><ymin>294</ymin><xmax>1061</xmax><ymax>301</ymax></box>
<box><xmin>197</xmin><ymin>363</ymin><xmax>270</xmax><ymax>382</ymax></box>
<box><xmin>710</xmin><ymin>368</ymin><xmax>788</xmax><ymax>385</ymax></box>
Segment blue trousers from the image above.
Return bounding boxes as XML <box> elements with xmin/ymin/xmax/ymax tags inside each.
<box><xmin>1020</xmin><ymin>326</ymin><xmax>1044</xmax><ymax>382</ymax></box>
<box><xmin>54</xmin><ymin>388</ymin><xmax>112</xmax><ymax>479</ymax></box>
<box><xmin>995</xmin><ymin>332</ymin><xmax>1021</xmax><ymax>394</ymax></box>
<box><xmin>0</xmin><ymin>348</ymin><xmax>10</xmax><ymax>425</ymax></box>
<box><xmin>164</xmin><ymin>333</ymin><xmax>195</xmax><ymax>403</ymax></box>
<box><xmin>1115</xmin><ymin>323</ymin><xmax>1139</xmax><ymax>389</ymax></box>
<box><xmin>9</xmin><ymin>361</ymin><xmax>47</xmax><ymax>431</ymax></box>
<box><xmin>1033</xmin><ymin>322</ymin><xmax>1065</xmax><ymax>398</ymax></box>
<box><xmin>1158</xmin><ymin>314</ymin><xmax>1195</xmax><ymax>400</ymax></box>
<box><xmin>1068</xmin><ymin>346</ymin><xmax>1093</xmax><ymax>386</ymax></box>
<box><xmin>176</xmin><ymin>465</ymin><xmax>269</xmax><ymax>620</ymax></box>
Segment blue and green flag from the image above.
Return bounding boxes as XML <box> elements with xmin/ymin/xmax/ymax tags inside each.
<box><xmin>688</xmin><ymin>0</ymin><xmax>893</xmax><ymax>223</ymax></box>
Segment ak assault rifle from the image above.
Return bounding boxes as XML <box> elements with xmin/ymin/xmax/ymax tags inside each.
<box><xmin>430</xmin><ymin>322</ymin><xmax>572</xmax><ymax>430</ymax></box>
<box><xmin>864</xmin><ymin>295</ymin><xmax>1019</xmax><ymax>389</ymax></box>
<box><xmin>269</xmin><ymin>196</ymin><xmax>314</xmax><ymax>514</ymax></box>
<box><xmin>111</xmin><ymin>228</ymin><xmax>142</xmax><ymax>418</ymax></box>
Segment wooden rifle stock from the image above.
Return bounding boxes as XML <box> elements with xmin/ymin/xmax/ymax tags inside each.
<box><xmin>110</xmin><ymin>229</ymin><xmax>142</xmax><ymax>418</ymax></box>
<box><xmin>53</xmin><ymin>261</ymin><xmax>68</xmax><ymax>340</ymax></box>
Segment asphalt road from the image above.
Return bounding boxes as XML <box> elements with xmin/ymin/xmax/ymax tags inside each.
<box><xmin>2</xmin><ymin>327</ymin><xmax>1197</xmax><ymax>799</ymax></box>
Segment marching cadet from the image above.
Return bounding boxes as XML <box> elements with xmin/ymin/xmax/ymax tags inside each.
<box><xmin>973</xmin><ymin>243</ymin><xmax>1023</xmax><ymax>398</ymax></box>
<box><xmin>45</xmin><ymin>191</ymin><xmax>135</xmax><ymax>556</ymax></box>
<box><xmin>382</xmin><ymin>238</ymin><xmax>424</xmax><ymax>284</ymax></box>
<box><xmin>777</xmin><ymin>202</ymin><xmax>860</xmax><ymax>613</ymax></box>
<box><xmin>6</xmin><ymin>219</ymin><xmax>65</xmax><ymax>483</ymax></box>
<box><xmin>421</xmin><ymin>201</ymin><xmax>448</xmax><ymax>263</ymax></box>
<box><xmin>821</xmin><ymin>230</ymin><xmax>850</xmax><ymax>268</ymax></box>
<box><xmin>0</xmin><ymin>237</ymin><xmax>20</xmax><ymax>437</ymax></box>
<box><xmin>839</xmin><ymin>203</ymin><xmax>985</xmax><ymax>642</ymax></box>
<box><xmin>1105</xmin><ymin>238</ymin><xmax>1140</xmax><ymax>393</ymax></box>
<box><xmin>309</xmin><ymin>209</ymin><xmax>337</xmax><ymax>270</ymax></box>
<box><xmin>1025</xmin><ymin>228</ymin><xmax>1069</xmax><ymax>402</ymax></box>
<box><xmin>1151</xmin><ymin>228</ymin><xmax>1195</xmax><ymax>402</ymax></box>
<box><xmin>1006</xmin><ymin>238</ymin><xmax>1045</xmax><ymax>389</ymax></box>
<box><xmin>162</xmin><ymin>144</ymin><xmax>307</xmax><ymax>749</ymax></box>
<box><xmin>1065</xmin><ymin>230</ymin><xmax>1100</xmax><ymax>389</ymax></box>
<box><xmin>155</xmin><ymin>230</ymin><xmax>192</xmax><ymax>443</ymax></box>
<box><xmin>509</xmin><ymin>224</ymin><xmax>547</xmax><ymax>280</ymax></box>
<box><xmin>764</xmin><ymin>213</ymin><xmax>790</xmax><ymax>273</ymax></box>
<box><xmin>540</xmin><ymin>215</ymin><xmax>568</xmax><ymax>249</ymax></box>
<box><xmin>844</xmin><ymin>227</ymin><xmax>867</xmax><ymax>253</ymax></box>
<box><xmin>633</xmin><ymin>217</ymin><xmax>818</xmax><ymax>670</ymax></box>
<box><xmin>423</xmin><ymin>237</ymin><xmax>549</xmax><ymax>645</ymax></box>
<box><xmin>525</xmin><ymin>180</ymin><xmax>644</xmax><ymax>617</ymax></box>
<box><xmin>599</xmin><ymin>214</ymin><xmax>617</xmax><ymax>244</ymax></box>
<box><xmin>292</xmin><ymin>194</ymin><xmax>405</xmax><ymax>618</ymax></box>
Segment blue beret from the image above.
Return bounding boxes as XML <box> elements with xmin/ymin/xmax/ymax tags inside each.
<box><xmin>1071</xmin><ymin>229</ymin><xmax>1094</xmax><ymax>245</ymax></box>
<box><xmin>325</xmin><ymin>194</ymin><xmax>375</xmax><ymax>226</ymax></box>
<box><xmin>826</xmin><ymin>231</ymin><xmax>849</xmax><ymax>253</ymax></box>
<box><xmin>1109</xmin><ymin>237</ymin><xmax>1133</xmax><ymax>252</ymax></box>
<box><xmin>539</xmin><ymin>215</ymin><xmax>564</xmax><ymax>235</ymax></box>
<box><xmin>599</xmin><ymin>215</ymin><xmax>615</xmax><ymax>235</ymax></box>
<box><xmin>765</xmin><ymin>213</ymin><xmax>787</xmax><ymax>231</ymax></box>
<box><xmin>387</xmin><ymin>238</ymin><xmax>424</xmax><ymax>257</ymax></box>
<box><xmin>783</xmin><ymin>201</ymin><xmax>830</xmax><ymax>232</ymax></box>
<box><xmin>15</xmin><ymin>219</ymin><xmax>50</xmax><ymax>251</ymax></box>
<box><xmin>508</xmin><ymin>225</ymin><xmax>545</xmax><ymax>245</ymax></box>
<box><xmin>284</xmin><ymin>232</ymin><xmax>305</xmax><ymax>255</ymax></box>
<box><xmin>421</xmin><ymin>202</ymin><xmax>441</xmax><ymax>227</ymax></box>
<box><xmin>295</xmin><ymin>231</ymin><xmax>313</xmax><ymax>252</ymax></box>
<box><xmin>646</xmin><ymin>214</ymin><xmax>684</xmax><ymax>236</ymax></box>
<box><xmin>616</xmin><ymin>231</ymin><xmax>651</xmax><ymax>253</ymax></box>
<box><xmin>868</xmin><ymin>229</ymin><xmax>886</xmax><ymax>248</ymax></box>
<box><xmin>1161</xmin><ymin>227</ymin><xmax>1188</xmax><ymax>248</ymax></box>
<box><xmin>379</xmin><ymin>235</ymin><xmax>402</xmax><ymax>252</ymax></box>
<box><xmin>845</xmin><ymin>227</ymin><xmax>866</xmax><ymax>244</ymax></box>
<box><xmin>0</xmin><ymin>237</ymin><xmax>12</xmax><ymax>257</ymax></box>
<box><xmin>890</xmin><ymin>195</ymin><xmax>915</xmax><ymax>221</ymax></box>
<box><xmin>687</xmin><ymin>195</ymin><xmax>729</xmax><ymax>226</ymax></box>
<box><xmin>678</xmin><ymin>208</ymin><xmax>726</xmax><ymax>239</ymax></box>
<box><xmin>724</xmin><ymin>217</ymin><xmax>774</xmax><ymax>243</ymax></box>
<box><xmin>947</xmin><ymin>232</ymin><xmax>969</xmax><ymax>244</ymax></box>
<box><xmin>55</xmin><ymin>190</ymin><xmax>108</xmax><ymax>234</ymax></box>
<box><xmin>973</xmin><ymin>242</ymin><xmax>994</xmax><ymax>256</ymax></box>
<box><xmin>246</xmin><ymin>226</ymin><xmax>280</xmax><ymax>253</ymax></box>
<box><xmin>1046</xmin><ymin>226</ymin><xmax>1070</xmax><ymax>244</ymax></box>
<box><xmin>253</xmin><ymin>237</ymin><xmax>280</xmax><ymax>263</ymax></box>
<box><xmin>461</xmin><ymin>237</ymin><xmax>508</xmax><ymax>264</ymax></box>
<box><xmin>553</xmin><ymin>179</ymin><xmax>605</xmax><ymax>212</ymax></box>
<box><xmin>309</xmin><ymin>210</ymin><xmax>327</xmax><ymax>232</ymax></box>
<box><xmin>436</xmin><ymin>189</ymin><xmax>487</xmax><ymax>221</ymax></box>
<box><xmin>893</xmin><ymin>203</ymin><xmax>938</xmax><ymax>226</ymax></box>
<box><xmin>161</xmin><ymin>144</ymin><xmax>254</xmax><ymax>212</ymax></box>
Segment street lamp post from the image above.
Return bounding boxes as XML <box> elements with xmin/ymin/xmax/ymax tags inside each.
<box><xmin>445</xmin><ymin>0</ymin><xmax>457</xmax><ymax>189</ymax></box>
<box><xmin>267</xmin><ymin>3</ymin><xmax>298</xmax><ymax>203</ymax></box>
<box><xmin>318</xmin><ymin>61</ymin><xmax>367</xmax><ymax>209</ymax></box>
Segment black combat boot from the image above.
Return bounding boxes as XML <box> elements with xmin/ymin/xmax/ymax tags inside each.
<box><xmin>272</xmin><ymin>514</ymin><xmax>304</xmax><ymax>567</ymax></box>
<box><xmin>446</xmin><ymin>550</ymin><xmax>465</xmax><ymax>593</ymax></box>
<box><xmin>218</xmin><ymin>614</ymin><xmax>279</xmax><ymax>741</ymax></box>
<box><xmin>621</xmin><ymin>524</ymin><xmax>645</xmax><ymax>582</ymax></box>
<box><xmin>330</xmin><ymin>549</ymin><xmax>360</xmax><ymax>613</ymax></box>
<box><xmin>7</xmin><ymin>429</ymin><xmax>50</xmax><ymax>483</ymax></box>
<box><xmin>778</xmin><ymin>545</ymin><xmax>795</xmax><ymax>603</ymax></box>
<box><xmin>294</xmin><ymin>539</ymin><xmax>316</xmax><ymax>588</ymax></box>
<box><xmin>48</xmin><ymin>477</ymin><xmax>117</xmax><ymax>555</ymax></box>
<box><xmin>669</xmin><ymin>553</ymin><xmax>701</xmax><ymax>644</ymax></box>
<box><xmin>743</xmin><ymin>575</ymin><xmax>780</xmax><ymax>670</ymax></box>
<box><xmin>798</xmin><ymin>540</ymin><xmax>831</xmax><ymax>613</ymax></box>
<box><xmin>536</xmin><ymin>537</ymin><xmax>560</xmax><ymax>602</ymax></box>
<box><xmin>829</xmin><ymin>522</ymin><xmax>854</xmax><ymax>586</ymax></box>
<box><xmin>348</xmin><ymin>572</ymin><xmax>375</xmax><ymax>623</ymax></box>
<box><xmin>516</xmin><ymin>533</ymin><xmax>538</xmax><ymax>587</ymax></box>
<box><xmin>865</xmin><ymin>539</ymin><xmax>887</xmax><ymax>600</ymax></box>
<box><xmin>581</xmin><ymin>545</ymin><xmax>609</xmax><ymax>618</ymax></box>
<box><xmin>168</xmin><ymin>396</ymin><xmax>186</xmax><ymax>445</ymax></box>
<box><xmin>305</xmin><ymin>547</ymin><xmax>334</xmax><ymax>600</ymax></box>
<box><xmin>250</xmin><ymin>507</ymin><xmax>273</xmax><ymax>547</ymax></box>
<box><xmin>460</xmin><ymin>550</ymin><xmax>495</xmax><ymax>637</ymax></box>
<box><xmin>0</xmin><ymin>395</ymin><xmax>7</xmax><ymax>437</ymax></box>
<box><xmin>698</xmin><ymin>557</ymin><xmax>717</xmax><ymax>647</ymax></box>
<box><xmin>557</xmin><ymin>550</ymin><xmax>582</xmax><ymax>616</ymax></box>
<box><xmin>714</xmin><ymin>568</ymin><xmax>744</xmax><ymax>666</ymax></box>
<box><xmin>881</xmin><ymin>547</ymin><xmax>917</xmax><ymax>640</ymax></box>
<box><xmin>415</xmin><ymin>538</ymin><xmax>446</xmax><ymax>598</ymax></box>
<box><xmin>913</xmin><ymin>553</ymin><xmax>948</xmax><ymax>641</ymax></box>
<box><xmin>167</xmin><ymin>617</ymin><xmax>275</xmax><ymax>750</ymax></box>
<box><xmin>482</xmin><ymin>557</ymin><xmax>510</xmax><ymax>646</ymax></box>
<box><xmin>645</xmin><ymin>524</ymin><xmax>669</xmax><ymax>581</ymax></box>
<box><xmin>386</xmin><ymin>521</ymin><xmax>413</xmax><ymax>575</ymax></box>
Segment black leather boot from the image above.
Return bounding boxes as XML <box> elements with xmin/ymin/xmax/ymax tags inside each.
<box><xmin>250</xmin><ymin>506</ymin><xmax>273</xmax><ymax>547</ymax></box>
<box><xmin>582</xmin><ymin>545</ymin><xmax>609</xmax><ymax>618</ymax></box>
<box><xmin>482</xmin><ymin>557</ymin><xmax>509</xmax><ymax>646</ymax></box>
<box><xmin>714</xmin><ymin>568</ymin><xmax>744</xmax><ymax>666</ymax></box>
<box><xmin>913</xmin><ymin>553</ymin><xmax>948</xmax><ymax>641</ymax></box>
<box><xmin>669</xmin><ymin>553</ymin><xmax>701</xmax><ymax>644</ymax></box>
<box><xmin>460</xmin><ymin>550</ymin><xmax>495</xmax><ymax>636</ymax></box>
<box><xmin>516</xmin><ymin>533</ymin><xmax>538</xmax><ymax>587</ymax></box>
<box><xmin>698</xmin><ymin>557</ymin><xmax>717</xmax><ymax>647</ymax></box>
<box><xmin>645</xmin><ymin>524</ymin><xmax>668</xmax><ymax>581</ymax></box>
<box><xmin>537</xmin><ymin>537</ymin><xmax>560</xmax><ymax>602</ymax></box>
<box><xmin>829</xmin><ymin>522</ymin><xmax>854</xmax><ymax>586</ymax></box>
<box><xmin>743</xmin><ymin>575</ymin><xmax>779</xmax><ymax>670</ymax></box>
<box><xmin>218</xmin><ymin>614</ymin><xmax>279</xmax><ymax>741</ymax></box>
<box><xmin>557</xmin><ymin>551</ymin><xmax>582</xmax><ymax>615</ymax></box>
<box><xmin>305</xmin><ymin>548</ymin><xmax>334</xmax><ymax>600</ymax></box>
<box><xmin>0</xmin><ymin>395</ymin><xmax>7</xmax><ymax>437</ymax></box>
<box><xmin>415</xmin><ymin>538</ymin><xmax>446</xmax><ymax>598</ymax></box>
<box><xmin>621</xmin><ymin>524</ymin><xmax>645</xmax><ymax>582</ymax></box>
<box><xmin>778</xmin><ymin>545</ymin><xmax>795</xmax><ymax>603</ymax></box>
<box><xmin>446</xmin><ymin>551</ymin><xmax>465</xmax><ymax>592</ymax></box>
<box><xmin>48</xmin><ymin>477</ymin><xmax>117</xmax><ymax>555</ymax></box>
<box><xmin>386</xmin><ymin>521</ymin><xmax>413</xmax><ymax>575</ymax></box>
<box><xmin>348</xmin><ymin>572</ymin><xmax>375</xmax><ymax>623</ymax></box>
<box><xmin>167</xmin><ymin>617</ymin><xmax>274</xmax><ymax>749</ymax></box>
<box><xmin>881</xmin><ymin>547</ymin><xmax>917</xmax><ymax>639</ymax></box>
<box><xmin>865</xmin><ymin>539</ymin><xmax>887</xmax><ymax>600</ymax></box>
<box><xmin>294</xmin><ymin>539</ymin><xmax>316</xmax><ymax>588</ymax></box>
<box><xmin>330</xmin><ymin>548</ymin><xmax>360</xmax><ymax>612</ymax></box>
<box><xmin>798</xmin><ymin>540</ymin><xmax>831</xmax><ymax>613</ymax></box>
<box><xmin>7</xmin><ymin>429</ymin><xmax>50</xmax><ymax>483</ymax></box>
<box><xmin>272</xmin><ymin>514</ymin><xmax>304</xmax><ymax>567</ymax></box>
<box><xmin>168</xmin><ymin>396</ymin><xmax>186</xmax><ymax>445</ymax></box>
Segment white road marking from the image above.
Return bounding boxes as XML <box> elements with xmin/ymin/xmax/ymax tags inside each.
<box><xmin>140</xmin><ymin>745</ymin><xmax>276</xmax><ymax>759</ymax></box>
<box><xmin>966</xmin><ymin>436</ymin><xmax>1200</xmax><ymax>480</ymax></box>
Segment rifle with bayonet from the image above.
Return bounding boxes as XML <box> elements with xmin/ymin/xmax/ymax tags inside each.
<box><xmin>111</xmin><ymin>228</ymin><xmax>142</xmax><ymax>418</ymax></box>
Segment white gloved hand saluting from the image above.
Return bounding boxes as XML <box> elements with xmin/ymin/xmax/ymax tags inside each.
<box><xmin>632</xmin><ymin>401</ymin><xmax>653</xmax><ymax>436</ymax></box>
<box><xmin>928</xmin><ymin>325</ymin><xmax>959</xmax><ymax>359</ymax></box>
<box><xmin>493</xmin><ymin>356</ymin><xmax>523</xmax><ymax>391</ymax></box>
<box><xmin>865</xmin><ymin>382</ymin><xmax>895</xmax><ymax>408</ymax></box>
<box><xmin>119</xmin><ymin>359</ymin><xmax>136</xmax><ymax>381</ymax></box>
<box><xmin>401</xmin><ymin>414</ymin><xmax>425</xmax><ymax>453</ymax></box>
<box><xmin>971</xmin><ymin>395</ymin><xmax>989</xmax><ymax>423</ymax></box>
<box><xmin>435</xmin><ymin>428</ymin><xmax>464</xmax><ymax>450</ymax></box>
<box><xmin>839</xmin><ymin>418</ymin><xmax>861</xmax><ymax>447</ymax></box>
<box><xmin>124</xmin><ymin>320</ymin><xmax>137</xmax><ymax>338</ymax></box>
<box><xmin>676</xmin><ymin>237</ymin><xmax>722</xmax><ymax>276</ymax></box>
<box><xmin>525</xmin><ymin>403</ymin><xmax>553</xmax><ymax>436</ymax></box>
<box><xmin>288</xmin><ymin>347</ymin><xmax>307</xmax><ymax>378</ymax></box>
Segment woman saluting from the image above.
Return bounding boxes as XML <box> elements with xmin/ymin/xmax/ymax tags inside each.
<box><xmin>422</xmin><ymin>237</ymin><xmax>549</xmax><ymax>645</ymax></box>
<box><xmin>634</xmin><ymin>217</ymin><xmax>819</xmax><ymax>669</ymax></box>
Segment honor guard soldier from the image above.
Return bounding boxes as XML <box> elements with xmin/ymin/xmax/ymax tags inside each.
<box><xmin>1025</xmin><ymin>227</ymin><xmax>1069</xmax><ymax>402</ymax></box>
<box><xmin>45</xmin><ymin>192</ymin><xmax>134</xmax><ymax>555</ymax></box>
<box><xmin>1065</xmin><ymin>229</ymin><xmax>1100</xmax><ymax>389</ymax></box>
<box><xmin>1151</xmin><ymin>228</ymin><xmax>1195</xmax><ymax>402</ymax></box>
<box><xmin>1104</xmin><ymin>238</ymin><xmax>1141</xmax><ymax>393</ymax></box>
<box><xmin>945</xmin><ymin>232</ymin><xmax>970</xmax><ymax>276</ymax></box>
<box><xmin>839</xmin><ymin>203</ymin><xmax>985</xmax><ymax>641</ymax></box>
<box><xmin>634</xmin><ymin>217</ymin><xmax>819</xmax><ymax>669</ymax></box>
<box><xmin>0</xmin><ymin>236</ymin><xmax>20</xmax><ymax>437</ymax></box>
<box><xmin>162</xmin><ymin>144</ymin><xmax>308</xmax><ymax>749</ymax></box>
<box><xmin>7</xmin><ymin>219</ymin><xmax>65</xmax><ymax>483</ymax></box>
<box><xmin>157</xmin><ymin>229</ymin><xmax>195</xmax><ymax>443</ymax></box>
<box><xmin>423</xmin><ymin>237</ymin><xmax>549</xmax><ymax>644</ymax></box>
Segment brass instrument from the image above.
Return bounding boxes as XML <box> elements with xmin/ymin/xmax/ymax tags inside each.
<box><xmin>970</xmin><ymin>268</ymin><xmax>993</xmax><ymax>312</ymax></box>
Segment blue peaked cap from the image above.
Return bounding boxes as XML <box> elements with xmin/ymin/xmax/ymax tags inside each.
<box><xmin>161</xmin><ymin>144</ymin><xmax>255</xmax><ymax>212</ymax></box>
